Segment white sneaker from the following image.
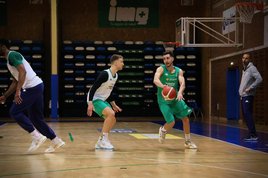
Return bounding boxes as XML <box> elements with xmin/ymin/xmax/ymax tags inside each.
<box><xmin>45</xmin><ymin>137</ymin><xmax>65</xmax><ymax>153</ymax></box>
<box><xmin>158</xmin><ymin>126</ymin><xmax>167</xmax><ymax>144</ymax></box>
<box><xmin>95</xmin><ymin>137</ymin><xmax>114</xmax><ymax>150</ymax></box>
<box><xmin>27</xmin><ymin>135</ymin><xmax>47</xmax><ymax>152</ymax></box>
<box><xmin>184</xmin><ymin>140</ymin><xmax>197</xmax><ymax>149</ymax></box>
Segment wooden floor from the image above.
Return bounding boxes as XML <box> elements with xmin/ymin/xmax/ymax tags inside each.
<box><xmin>0</xmin><ymin>122</ymin><xmax>268</xmax><ymax>178</ymax></box>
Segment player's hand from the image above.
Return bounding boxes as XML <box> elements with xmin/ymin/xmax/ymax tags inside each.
<box><xmin>87</xmin><ymin>102</ymin><xmax>94</xmax><ymax>116</ymax></box>
<box><xmin>112</xmin><ymin>105</ymin><xmax>122</xmax><ymax>113</ymax></box>
<box><xmin>14</xmin><ymin>91</ymin><xmax>22</xmax><ymax>104</ymax></box>
<box><xmin>245</xmin><ymin>88</ymin><xmax>251</xmax><ymax>93</ymax></box>
<box><xmin>176</xmin><ymin>92</ymin><xmax>184</xmax><ymax>101</ymax></box>
<box><xmin>162</xmin><ymin>84</ymin><xmax>168</xmax><ymax>88</ymax></box>
<box><xmin>0</xmin><ymin>95</ymin><xmax>6</xmax><ymax>104</ymax></box>
<box><xmin>242</xmin><ymin>88</ymin><xmax>251</xmax><ymax>95</ymax></box>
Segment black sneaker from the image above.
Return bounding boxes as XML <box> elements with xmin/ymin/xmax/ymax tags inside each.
<box><xmin>0</xmin><ymin>121</ymin><xmax>6</xmax><ymax>139</ymax></box>
<box><xmin>244</xmin><ymin>135</ymin><xmax>258</xmax><ymax>141</ymax></box>
<box><xmin>0</xmin><ymin>121</ymin><xmax>7</xmax><ymax>128</ymax></box>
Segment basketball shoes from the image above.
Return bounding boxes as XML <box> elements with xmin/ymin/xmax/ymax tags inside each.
<box><xmin>184</xmin><ymin>140</ymin><xmax>197</xmax><ymax>149</ymax></box>
<box><xmin>95</xmin><ymin>136</ymin><xmax>114</xmax><ymax>150</ymax></box>
<box><xmin>28</xmin><ymin>135</ymin><xmax>47</xmax><ymax>152</ymax></box>
<box><xmin>45</xmin><ymin>137</ymin><xmax>65</xmax><ymax>153</ymax></box>
<box><xmin>0</xmin><ymin>121</ymin><xmax>7</xmax><ymax>139</ymax></box>
<box><xmin>158</xmin><ymin>126</ymin><xmax>167</xmax><ymax>144</ymax></box>
<box><xmin>244</xmin><ymin>135</ymin><xmax>258</xmax><ymax>141</ymax></box>
<box><xmin>0</xmin><ymin>121</ymin><xmax>7</xmax><ymax>128</ymax></box>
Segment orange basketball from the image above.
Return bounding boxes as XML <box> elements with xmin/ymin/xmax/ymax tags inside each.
<box><xmin>162</xmin><ymin>85</ymin><xmax>177</xmax><ymax>100</ymax></box>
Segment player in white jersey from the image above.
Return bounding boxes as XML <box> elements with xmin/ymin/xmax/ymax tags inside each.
<box><xmin>0</xmin><ymin>39</ymin><xmax>65</xmax><ymax>153</ymax></box>
<box><xmin>87</xmin><ymin>54</ymin><xmax>124</xmax><ymax>150</ymax></box>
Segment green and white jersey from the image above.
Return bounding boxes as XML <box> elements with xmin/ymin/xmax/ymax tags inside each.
<box><xmin>92</xmin><ymin>69</ymin><xmax>118</xmax><ymax>101</ymax></box>
<box><xmin>6</xmin><ymin>51</ymin><xmax>42</xmax><ymax>89</ymax></box>
<box><xmin>157</xmin><ymin>65</ymin><xmax>180</xmax><ymax>104</ymax></box>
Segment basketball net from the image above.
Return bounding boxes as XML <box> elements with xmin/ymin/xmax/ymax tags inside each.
<box><xmin>163</xmin><ymin>42</ymin><xmax>181</xmax><ymax>52</ymax></box>
<box><xmin>236</xmin><ymin>2</ymin><xmax>264</xmax><ymax>23</ymax></box>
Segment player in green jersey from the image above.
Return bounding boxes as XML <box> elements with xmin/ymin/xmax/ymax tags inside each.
<box><xmin>154</xmin><ymin>50</ymin><xmax>197</xmax><ymax>149</ymax></box>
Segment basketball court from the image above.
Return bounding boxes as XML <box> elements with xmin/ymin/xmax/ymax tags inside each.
<box><xmin>0</xmin><ymin>0</ymin><xmax>268</xmax><ymax>177</ymax></box>
<box><xmin>0</xmin><ymin>121</ymin><xmax>268</xmax><ymax>178</ymax></box>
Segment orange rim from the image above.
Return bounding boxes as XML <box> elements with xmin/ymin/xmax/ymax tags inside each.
<box><xmin>163</xmin><ymin>42</ymin><xmax>181</xmax><ymax>47</ymax></box>
<box><xmin>236</xmin><ymin>2</ymin><xmax>264</xmax><ymax>11</ymax></box>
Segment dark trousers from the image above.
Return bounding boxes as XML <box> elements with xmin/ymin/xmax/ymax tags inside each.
<box><xmin>9</xmin><ymin>83</ymin><xmax>56</xmax><ymax>140</ymax></box>
<box><xmin>241</xmin><ymin>96</ymin><xmax>257</xmax><ymax>136</ymax></box>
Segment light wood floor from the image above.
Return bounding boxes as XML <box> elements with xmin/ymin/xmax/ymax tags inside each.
<box><xmin>0</xmin><ymin>122</ymin><xmax>268</xmax><ymax>178</ymax></box>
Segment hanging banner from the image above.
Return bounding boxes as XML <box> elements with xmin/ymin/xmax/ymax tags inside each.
<box><xmin>0</xmin><ymin>0</ymin><xmax>7</xmax><ymax>26</ymax></box>
<box><xmin>98</xmin><ymin>0</ymin><xmax>159</xmax><ymax>28</ymax></box>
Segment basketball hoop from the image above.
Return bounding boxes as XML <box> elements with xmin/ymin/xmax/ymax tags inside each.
<box><xmin>163</xmin><ymin>42</ymin><xmax>181</xmax><ymax>52</ymax></box>
<box><xmin>236</xmin><ymin>2</ymin><xmax>264</xmax><ymax>23</ymax></box>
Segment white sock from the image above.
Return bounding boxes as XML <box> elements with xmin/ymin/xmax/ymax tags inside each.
<box><xmin>102</xmin><ymin>133</ymin><xmax>109</xmax><ymax>140</ymax></box>
<box><xmin>161</xmin><ymin>127</ymin><xmax>167</xmax><ymax>132</ymax></box>
<box><xmin>52</xmin><ymin>137</ymin><xmax>60</xmax><ymax>144</ymax></box>
<box><xmin>185</xmin><ymin>134</ymin><xmax>191</xmax><ymax>141</ymax></box>
<box><xmin>30</xmin><ymin>129</ymin><xmax>41</xmax><ymax>139</ymax></box>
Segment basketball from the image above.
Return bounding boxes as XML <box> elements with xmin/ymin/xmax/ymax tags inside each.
<box><xmin>162</xmin><ymin>85</ymin><xmax>177</xmax><ymax>100</ymax></box>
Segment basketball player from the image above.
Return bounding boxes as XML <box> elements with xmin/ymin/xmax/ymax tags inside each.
<box><xmin>87</xmin><ymin>54</ymin><xmax>124</xmax><ymax>150</ymax></box>
<box><xmin>0</xmin><ymin>39</ymin><xmax>65</xmax><ymax>153</ymax></box>
<box><xmin>153</xmin><ymin>50</ymin><xmax>197</xmax><ymax>149</ymax></box>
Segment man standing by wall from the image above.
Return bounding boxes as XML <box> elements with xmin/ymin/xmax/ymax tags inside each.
<box><xmin>239</xmin><ymin>53</ymin><xmax>262</xmax><ymax>141</ymax></box>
